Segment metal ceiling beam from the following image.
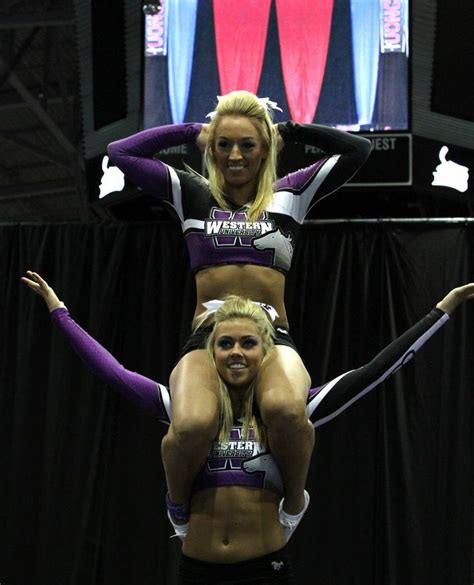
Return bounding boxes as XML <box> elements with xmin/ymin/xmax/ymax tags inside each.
<box><xmin>0</xmin><ymin>178</ymin><xmax>74</xmax><ymax>199</ymax></box>
<box><xmin>0</xmin><ymin>55</ymin><xmax>83</xmax><ymax>168</ymax></box>
<box><xmin>0</xmin><ymin>11</ymin><xmax>74</xmax><ymax>29</ymax></box>
<box><xmin>0</xmin><ymin>132</ymin><xmax>72</xmax><ymax>169</ymax></box>
<box><xmin>0</xmin><ymin>28</ymin><xmax>39</xmax><ymax>92</ymax></box>
<box><xmin>0</xmin><ymin>122</ymin><xmax>55</xmax><ymax>133</ymax></box>
<box><xmin>0</xmin><ymin>90</ymin><xmax>75</xmax><ymax>112</ymax></box>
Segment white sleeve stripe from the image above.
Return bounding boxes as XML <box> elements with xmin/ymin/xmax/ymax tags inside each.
<box><xmin>268</xmin><ymin>155</ymin><xmax>340</xmax><ymax>222</ymax></box>
<box><xmin>306</xmin><ymin>372</ymin><xmax>352</xmax><ymax>417</ymax></box>
<box><xmin>167</xmin><ymin>165</ymin><xmax>184</xmax><ymax>222</ymax></box>
<box><xmin>157</xmin><ymin>383</ymin><xmax>172</xmax><ymax>424</ymax></box>
<box><xmin>183</xmin><ymin>218</ymin><xmax>205</xmax><ymax>232</ymax></box>
<box><xmin>309</xmin><ymin>312</ymin><xmax>449</xmax><ymax>428</ymax></box>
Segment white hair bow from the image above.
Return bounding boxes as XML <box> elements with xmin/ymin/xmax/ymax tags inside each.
<box><xmin>202</xmin><ymin>299</ymin><xmax>279</xmax><ymax>322</ymax></box>
<box><xmin>206</xmin><ymin>95</ymin><xmax>283</xmax><ymax>120</ymax></box>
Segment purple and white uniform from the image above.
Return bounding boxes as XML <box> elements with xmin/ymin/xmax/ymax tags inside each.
<box><xmin>50</xmin><ymin>306</ymin><xmax>449</xmax><ymax>496</ymax></box>
<box><xmin>193</xmin><ymin>426</ymin><xmax>283</xmax><ymax>495</ymax></box>
<box><xmin>107</xmin><ymin>122</ymin><xmax>371</xmax><ymax>274</ymax></box>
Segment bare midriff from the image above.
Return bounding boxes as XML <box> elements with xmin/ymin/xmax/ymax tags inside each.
<box><xmin>182</xmin><ymin>487</ymin><xmax>286</xmax><ymax>563</ymax></box>
<box><xmin>195</xmin><ymin>264</ymin><xmax>288</xmax><ymax>327</ymax></box>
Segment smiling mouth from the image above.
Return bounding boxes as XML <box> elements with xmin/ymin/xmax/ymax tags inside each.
<box><xmin>228</xmin><ymin>363</ymin><xmax>246</xmax><ymax>370</ymax></box>
<box><xmin>227</xmin><ymin>165</ymin><xmax>245</xmax><ymax>171</ymax></box>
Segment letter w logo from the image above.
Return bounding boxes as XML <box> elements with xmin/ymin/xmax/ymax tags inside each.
<box><xmin>204</xmin><ymin>208</ymin><xmax>274</xmax><ymax>247</ymax></box>
<box><xmin>206</xmin><ymin>208</ymin><xmax>252</xmax><ymax>247</ymax></box>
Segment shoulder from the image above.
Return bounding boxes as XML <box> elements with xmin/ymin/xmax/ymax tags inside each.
<box><xmin>275</xmin><ymin>157</ymin><xmax>337</xmax><ymax>193</ymax></box>
<box><xmin>173</xmin><ymin>167</ymin><xmax>210</xmax><ymax>193</ymax></box>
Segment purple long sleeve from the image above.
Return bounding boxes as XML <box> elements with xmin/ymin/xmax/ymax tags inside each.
<box><xmin>50</xmin><ymin>308</ymin><xmax>171</xmax><ymax>423</ymax></box>
<box><xmin>107</xmin><ymin>123</ymin><xmax>202</xmax><ymax>199</ymax></box>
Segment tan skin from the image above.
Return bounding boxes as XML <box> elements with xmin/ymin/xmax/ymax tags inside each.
<box><xmin>175</xmin><ymin>282</ymin><xmax>474</xmax><ymax>562</ymax></box>
<box><xmin>185</xmin><ymin>487</ymin><xmax>285</xmax><ymax>563</ymax></box>
<box><xmin>162</xmin><ymin>115</ymin><xmax>314</xmax><ymax>520</ymax></box>
<box><xmin>183</xmin><ymin>318</ymin><xmax>286</xmax><ymax>562</ymax></box>
<box><xmin>21</xmin><ymin>272</ymin><xmax>474</xmax><ymax>561</ymax></box>
<box><xmin>20</xmin><ymin>278</ymin><xmax>287</xmax><ymax>562</ymax></box>
<box><xmin>164</xmin><ymin>115</ymin><xmax>474</xmax><ymax>524</ymax></box>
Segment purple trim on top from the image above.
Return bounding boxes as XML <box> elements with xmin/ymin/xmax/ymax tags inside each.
<box><xmin>185</xmin><ymin>231</ymin><xmax>275</xmax><ymax>273</ymax></box>
<box><xmin>275</xmin><ymin>158</ymin><xmax>327</xmax><ymax>192</ymax></box>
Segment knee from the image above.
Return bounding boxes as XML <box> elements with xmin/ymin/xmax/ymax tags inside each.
<box><xmin>259</xmin><ymin>390</ymin><xmax>308</xmax><ymax>429</ymax></box>
<box><xmin>168</xmin><ymin>412</ymin><xmax>218</xmax><ymax>448</ymax></box>
<box><xmin>169</xmin><ymin>363</ymin><xmax>182</xmax><ymax>389</ymax></box>
<box><xmin>161</xmin><ymin>421</ymin><xmax>214</xmax><ymax>460</ymax></box>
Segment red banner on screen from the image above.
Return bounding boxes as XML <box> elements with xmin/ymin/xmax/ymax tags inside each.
<box><xmin>213</xmin><ymin>0</ymin><xmax>271</xmax><ymax>94</ymax></box>
<box><xmin>276</xmin><ymin>0</ymin><xmax>334</xmax><ymax>123</ymax></box>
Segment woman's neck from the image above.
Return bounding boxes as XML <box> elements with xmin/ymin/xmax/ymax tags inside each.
<box><xmin>228</xmin><ymin>387</ymin><xmax>249</xmax><ymax>418</ymax></box>
<box><xmin>225</xmin><ymin>183</ymin><xmax>257</xmax><ymax>208</ymax></box>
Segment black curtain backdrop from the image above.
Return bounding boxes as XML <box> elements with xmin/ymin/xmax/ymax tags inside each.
<box><xmin>0</xmin><ymin>221</ymin><xmax>472</xmax><ymax>585</ymax></box>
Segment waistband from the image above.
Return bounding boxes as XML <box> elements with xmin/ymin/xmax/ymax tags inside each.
<box><xmin>179</xmin><ymin>546</ymin><xmax>294</xmax><ymax>584</ymax></box>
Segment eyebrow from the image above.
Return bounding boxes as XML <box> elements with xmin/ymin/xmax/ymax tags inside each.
<box><xmin>215</xmin><ymin>135</ymin><xmax>257</xmax><ymax>141</ymax></box>
<box><xmin>217</xmin><ymin>335</ymin><xmax>259</xmax><ymax>341</ymax></box>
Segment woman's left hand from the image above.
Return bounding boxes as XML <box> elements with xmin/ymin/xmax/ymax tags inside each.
<box><xmin>21</xmin><ymin>271</ymin><xmax>64</xmax><ymax>312</ymax></box>
<box><xmin>274</xmin><ymin>124</ymin><xmax>284</xmax><ymax>153</ymax></box>
<box><xmin>436</xmin><ymin>283</ymin><xmax>474</xmax><ymax>315</ymax></box>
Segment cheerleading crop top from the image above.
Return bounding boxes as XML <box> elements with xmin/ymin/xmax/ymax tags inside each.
<box><xmin>50</xmin><ymin>306</ymin><xmax>449</xmax><ymax>495</ymax></box>
<box><xmin>107</xmin><ymin>122</ymin><xmax>371</xmax><ymax>275</ymax></box>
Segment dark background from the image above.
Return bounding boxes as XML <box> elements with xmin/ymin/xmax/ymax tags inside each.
<box><xmin>1</xmin><ymin>222</ymin><xmax>473</xmax><ymax>585</ymax></box>
<box><xmin>1</xmin><ymin>0</ymin><xmax>474</xmax><ymax>584</ymax></box>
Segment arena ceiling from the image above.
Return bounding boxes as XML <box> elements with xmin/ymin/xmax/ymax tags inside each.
<box><xmin>0</xmin><ymin>0</ymin><xmax>87</xmax><ymax>221</ymax></box>
<box><xmin>0</xmin><ymin>0</ymin><xmax>472</xmax><ymax>222</ymax></box>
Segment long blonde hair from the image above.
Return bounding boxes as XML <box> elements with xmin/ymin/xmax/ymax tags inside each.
<box><xmin>205</xmin><ymin>91</ymin><xmax>278</xmax><ymax>222</ymax></box>
<box><xmin>198</xmin><ymin>295</ymin><xmax>275</xmax><ymax>445</ymax></box>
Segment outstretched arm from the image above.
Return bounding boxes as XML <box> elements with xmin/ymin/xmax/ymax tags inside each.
<box><xmin>307</xmin><ymin>283</ymin><xmax>474</xmax><ymax>428</ymax></box>
<box><xmin>21</xmin><ymin>271</ymin><xmax>171</xmax><ymax>423</ymax></box>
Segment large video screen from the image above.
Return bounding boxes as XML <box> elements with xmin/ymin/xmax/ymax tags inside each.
<box><xmin>143</xmin><ymin>0</ymin><xmax>409</xmax><ymax>132</ymax></box>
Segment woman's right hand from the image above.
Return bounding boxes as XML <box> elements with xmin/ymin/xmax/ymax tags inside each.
<box><xmin>436</xmin><ymin>283</ymin><xmax>474</xmax><ymax>315</ymax></box>
<box><xmin>196</xmin><ymin>124</ymin><xmax>210</xmax><ymax>152</ymax></box>
<box><xmin>21</xmin><ymin>271</ymin><xmax>64</xmax><ymax>313</ymax></box>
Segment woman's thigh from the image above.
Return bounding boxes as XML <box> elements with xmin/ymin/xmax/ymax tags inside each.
<box><xmin>169</xmin><ymin>349</ymin><xmax>221</xmax><ymax>431</ymax></box>
<box><xmin>256</xmin><ymin>346</ymin><xmax>311</xmax><ymax>413</ymax></box>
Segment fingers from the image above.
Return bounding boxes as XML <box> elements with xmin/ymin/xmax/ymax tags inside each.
<box><xmin>25</xmin><ymin>270</ymin><xmax>50</xmax><ymax>289</ymax></box>
<box><xmin>454</xmin><ymin>283</ymin><xmax>474</xmax><ymax>300</ymax></box>
<box><xmin>437</xmin><ymin>283</ymin><xmax>474</xmax><ymax>314</ymax></box>
<box><xmin>20</xmin><ymin>276</ymin><xmax>39</xmax><ymax>291</ymax></box>
<box><xmin>25</xmin><ymin>270</ymin><xmax>46</xmax><ymax>285</ymax></box>
<box><xmin>21</xmin><ymin>270</ymin><xmax>50</xmax><ymax>296</ymax></box>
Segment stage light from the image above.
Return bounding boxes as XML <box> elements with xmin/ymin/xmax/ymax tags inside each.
<box><xmin>143</xmin><ymin>3</ymin><xmax>162</xmax><ymax>15</ymax></box>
